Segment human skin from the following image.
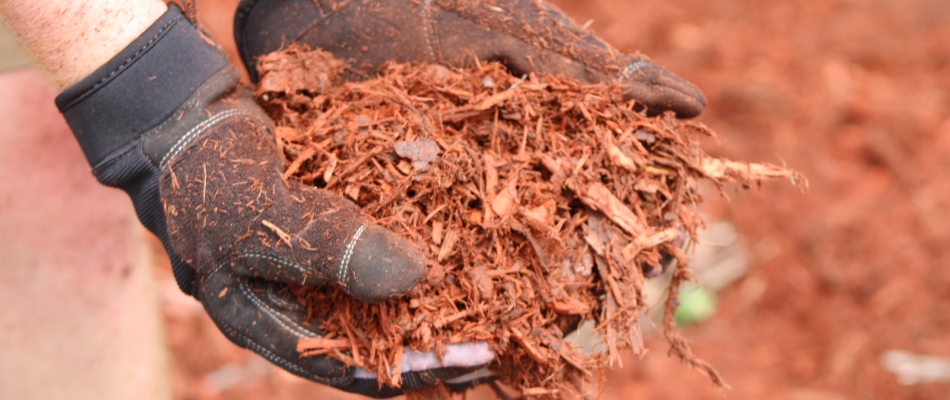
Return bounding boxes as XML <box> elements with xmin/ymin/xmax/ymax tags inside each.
<box><xmin>0</xmin><ymin>0</ymin><xmax>166</xmax><ymax>90</ymax></box>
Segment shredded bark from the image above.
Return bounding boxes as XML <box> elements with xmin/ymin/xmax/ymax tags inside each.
<box><xmin>255</xmin><ymin>46</ymin><xmax>802</xmax><ymax>398</ymax></box>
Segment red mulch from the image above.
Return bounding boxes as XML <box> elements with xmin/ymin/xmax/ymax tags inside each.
<box><xmin>160</xmin><ymin>0</ymin><xmax>950</xmax><ymax>399</ymax></box>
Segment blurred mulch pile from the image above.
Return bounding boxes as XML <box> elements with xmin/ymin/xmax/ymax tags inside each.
<box><xmin>254</xmin><ymin>45</ymin><xmax>801</xmax><ymax>398</ymax></box>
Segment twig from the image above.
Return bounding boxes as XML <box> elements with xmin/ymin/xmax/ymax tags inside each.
<box><xmin>390</xmin><ymin>345</ymin><xmax>404</xmax><ymax>387</ymax></box>
<box><xmin>595</xmin><ymin>255</ymin><xmax>625</xmax><ymax>308</ymax></box>
<box><xmin>433</xmin><ymin>308</ymin><xmax>474</xmax><ymax>329</ymax></box>
<box><xmin>573</xmin><ymin>180</ymin><xmax>647</xmax><ymax>236</ymax></box>
<box><xmin>282</xmin><ymin>147</ymin><xmax>318</xmax><ymax>180</ymax></box>
<box><xmin>595</xmin><ymin>304</ymin><xmax>630</xmax><ymax>332</ymax></box>
<box><xmin>510</xmin><ymin>327</ymin><xmax>548</xmax><ymax>364</ymax></box>
<box><xmin>559</xmin><ymin>348</ymin><xmax>592</xmax><ymax>376</ymax></box>
<box><xmin>262</xmin><ymin>220</ymin><xmax>293</xmax><ymax>248</ymax></box>
<box><xmin>297</xmin><ymin>337</ymin><xmax>352</xmax><ymax>353</ymax></box>
<box><xmin>521</xmin><ymin>387</ymin><xmax>560</xmax><ymax>397</ymax></box>
<box><xmin>662</xmin><ymin>252</ymin><xmax>730</xmax><ymax>389</ymax></box>
<box><xmin>201</xmin><ymin>163</ymin><xmax>208</xmax><ymax>204</ymax></box>
<box><xmin>341</xmin><ymin>304</ymin><xmax>362</xmax><ymax>366</ymax></box>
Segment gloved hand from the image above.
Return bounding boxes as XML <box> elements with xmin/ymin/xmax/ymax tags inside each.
<box><xmin>234</xmin><ymin>0</ymin><xmax>706</xmax><ymax>117</ymax></box>
<box><xmin>55</xmin><ymin>5</ymin><xmax>490</xmax><ymax>397</ymax></box>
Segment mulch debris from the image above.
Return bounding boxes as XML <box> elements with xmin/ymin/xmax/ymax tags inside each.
<box><xmin>255</xmin><ymin>46</ymin><xmax>801</xmax><ymax>398</ymax></box>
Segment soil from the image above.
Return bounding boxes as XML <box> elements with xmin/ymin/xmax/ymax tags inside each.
<box><xmin>159</xmin><ymin>0</ymin><xmax>950</xmax><ymax>399</ymax></box>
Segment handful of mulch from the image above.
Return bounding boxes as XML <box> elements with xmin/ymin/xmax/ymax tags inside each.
<box><xmin>255</xmin><ymin>46</ymin><xmax>802</xmax><ymax>398</ymax></box>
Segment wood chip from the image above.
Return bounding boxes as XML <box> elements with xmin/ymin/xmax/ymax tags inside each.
<box><xmin>437</xmin><ymin>229</ymin><xmax>459</xmax><ymax>262</ymax></box>
<box><xmin>573</xmin><ymin>181</ymin><xmax>647</xmax><ymax>236</ymax></box>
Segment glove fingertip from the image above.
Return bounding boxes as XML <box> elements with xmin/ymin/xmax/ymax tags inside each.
<box><xmin>340</xmin><ymin>225</ymin><xmax>426</xmax><ymax>302</ymax></box>
<box><xmin>621</xmin><ymin>60</ymin><xmax>707</xmax><ymax>118</ymax></box>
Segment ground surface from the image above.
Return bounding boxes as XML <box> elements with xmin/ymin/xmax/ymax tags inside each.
<box><xmin>0</xmin><ymin>70</ymin><xmax>170</xmax><ymax>400</ymax></box>
<box><xmin>161</xmin><ymin>0</ymin><xmax>950</xmax><ymax>399</ymax></box>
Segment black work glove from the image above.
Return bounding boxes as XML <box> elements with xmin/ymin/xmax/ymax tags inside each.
<box><xmin>234</xmin><ymin>0</ymin><xmax>706</xmax><ymax>117</ymax></box>
<box><xmin>55</xmin><ymin>5</ymin><xmax>490</xmax><ymax>397</ymax></box>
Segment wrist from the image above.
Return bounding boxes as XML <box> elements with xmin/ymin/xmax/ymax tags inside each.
<box><xmin>54</xmin><ymin>4</ymin><xmax>230</xmax><ymax>167</ymax></box>
<box><xmin>0</xmin><ymin>0</ymin><xmax>167</xmax><ymax>89</ymax></box>
<box><xmin>49</xmin><ymin>3</ymin><xmax>233</xmax><ymax>296</ymax></box>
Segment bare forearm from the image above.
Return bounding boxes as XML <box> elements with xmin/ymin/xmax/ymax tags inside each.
<box><xmin>0</xmin><ymin>0</ymin><xmax>166</xmax><ymax>89</ymax></box>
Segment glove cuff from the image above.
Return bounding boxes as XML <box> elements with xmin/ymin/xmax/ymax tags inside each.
<box><xmin>52</xmin><ymin>3</ymin><xmax>234</xmax><ymax>296</ymax></box>
<box><xmin>55</xmin><ymin>3</ymin><xmax>229</xmax><ymax>167</ymax></box>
